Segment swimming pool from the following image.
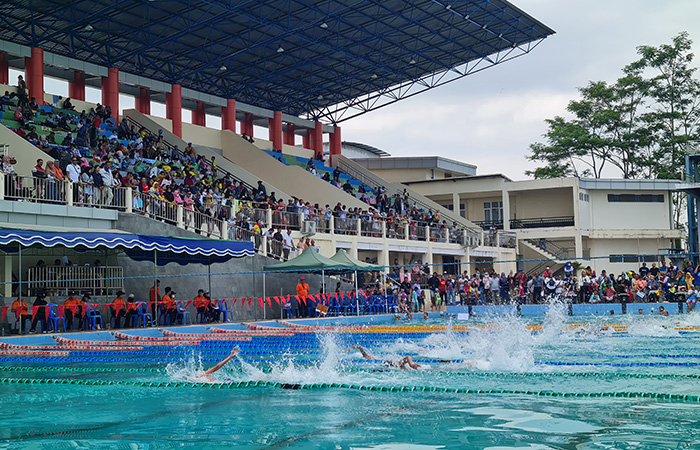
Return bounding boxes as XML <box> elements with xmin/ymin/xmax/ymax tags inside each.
<box><xmin>2</xmin><ymin>305</ymin><xmax>700</xmax><ymax>449</ymax></box>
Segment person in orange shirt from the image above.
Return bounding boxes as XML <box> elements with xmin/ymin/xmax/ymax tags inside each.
<box><xmin>11</xmin><ymin>296</ymin><xmax>30</xmax><ymax>332</ymax></box>
<box><xmin>161</xmin><ymin>287</ymin><xmax>177</xmax><ymax>324</ymax></box>
<box><xmin>63</xmin><ymin>291</ymin><xmax>84</xmax><ymax>331</ymax></box>
<box><xmin>193</xmin><ymin>289</ymin><xmax>210</xmax><ymax>322</ymax></box>
<box><xmin>296</xmin><ymin>276</ymin><xmax>310</xmax><ymax>318</ymax></box>
<box><xmin>111</xmin><ymin>291</ymin><xmax>127</xmax><ymax>329</ymax></box>
<box><xmin>123</xmin><ymin>294</ymin><xmax>139</xmax><ymax>328</ymax></box>
<box><xmin>149</xmin><ymin>280</ymin><xmax>161</xmax><ymax>317</ymax></box>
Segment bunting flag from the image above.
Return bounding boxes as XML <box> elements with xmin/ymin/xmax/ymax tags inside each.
<box><xmin>82</xmin><ymin>305</ymin><xmax>90</xmax><ymax>318</ymax></box>
<box><xmin>1</xmin><ymin>306</ymin><xmax>8</xmax><ymax>321</ymax></box>
<box><xmin>314</xmin><ymin>294</ymin><xmax>322</xmax><ymax>302</ymax></box>
<box><xmin>248</xmin><ymin>297</ymin><xmax>253</xmax><ymax>307</ymax></box>
<box><xmin>57</xmin><ymin>305</ymin><xmax>65</xmax><ymax>319</ymax></box>
<box><xmin>240</xmin><ymin>298</ymin><xmax>246</xmax><ymax>311</ymax></box>
<box><xmin>287</xmin><ymin>294</ymin><xmax>291</xmax><ymax>307</ymax></box>
<box><xmin>32</xmin><ymin>305</ymin><xmax>40</xmax><ymax>319</ymax></box>
<box><xmin>266</xmin><ymin>297</ymin><xmax>272</xmax><ymax>308</ymax></box>
<box><xmin>340</xmin><ymin>292</ymin><xmax>345</xmax><ymax>300</ymax></box>
<box><xmin>103</xmin><ymin>304</ymin><xmax>110</xmax><ymax>313</ymax></box>
<box><xmin>273</xmin><ymin>296</ymin><xmax>280</xmax><ymax>305</ymax></box>
<box><xmin>148</xmin><ymin>301</ymin><xmax>155</xmax><ymax>311</ymax></box>
<box><xmin>258</xmin><ymin>297</ymin><xmax>264</xmax><ymax>309</ymax></box>
<box><xmin>184</xmin><ymin>301</ymin><xmax>192</xmax><ymax>310</ymax></box>
<box><xmin>232</xmin><ymin>298</ymin><xmax>237</xmax><ymax>306</ymax></box>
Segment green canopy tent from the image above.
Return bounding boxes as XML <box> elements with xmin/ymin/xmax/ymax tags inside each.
<box><xmin>331</xmin><ymin>249</ymin><xmax>383</xmax><ymax>314</ymax></box>
<box><xmin>263</xmin><ymin>247</ymin><xmax>355</xmax><ymax>318</ymax></box>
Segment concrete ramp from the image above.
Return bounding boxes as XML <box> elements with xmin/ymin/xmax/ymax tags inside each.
<box><xmin>220</xmin><ymin>131</ymin><xmax>368</xmax><ymax>209</ymax></box>
<box><xmin>0</xmin><ymin>123</ymin><xmax>54</xmax><ymax>176</ymax></box>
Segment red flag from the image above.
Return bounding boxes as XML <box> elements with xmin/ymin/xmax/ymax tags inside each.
<box><xmin>273</xmin><ymin>296</ymin><xmax>280</xmax><ymax>305</ymax></box>
<box><xmin>103</xmin><ymin>303</ymin><xmax>110</xmax><ymax>313</ymax></box>
<box><xmin>240</xmin><ymin>298</ymin><xmax>246</xmax><ymax>311</ymax></box>
<box><xmin>266</xmin><ymin>297</ymin><xmax>272</xmax><ymax>307</ymax></box>
<box><xmin>248</xmin><ymin>297</ymin><xmax>252</xmax><ymax>307</ymax></box>
<box><xmin>57</xmin><ymin>305</ymin><xmax>65</xmax><ymax>319</ymax></box>
<box><xmin>82</xmin><ymin>304</ymin><xmax>90</xmax><ymax>318</ymax></box>
<box><xmin>232</xmin><ymin>298</ymin><xmax>237</xmax><ymax>306</ymax></box>
<box><xmin>294</xmin><ymin>295</ymin><xmax>301</xmax><ymax>306</ymax></box>
<box><xmin>1</xmin><ymin>306</ymin><xmax>8</xmax><ymax>321</ymax></box>
<box><xmin>184</xmin><ymin>301</ymin><xmax>192</xmax><ymax>309</ymax></box>
<box><xmin>314</xmin><ymin>294</ymin><xmax>321</xmax><ymax>302</ymax></box>
<box><xmin>258</xmin><ymin>297</ymin><xmax>264</xmax><ymax>309</ymax></box>
<box><xmin>340</xmin><ymin>292</ymin><xmax>345</xmax><ymax>300</ymax></box>
<box><xmin>32</xmin><ymin>305</ymin><xmax>40</xmax><ymax>319</ymax></box>
<box><xmin>148</xmin><ymin>301</ymin><xmax>155</xmax><ymax>311</ymax></box>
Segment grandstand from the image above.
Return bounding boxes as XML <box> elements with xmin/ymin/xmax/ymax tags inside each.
<box><xmin>0</xmin><ymin>0</ymin><xmax>554</xmax><ymax>330</ymax></box>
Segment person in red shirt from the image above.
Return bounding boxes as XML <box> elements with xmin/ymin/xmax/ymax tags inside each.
<box><xmin>11</xmin><ymin>297</ymin><xmax>30</xmax><ymax>332</ymax></box>
<box><xmin>149</xmin><ymin>280</ymin><xmax>161</xmax><ymax>317</ymax></box>
<box><xmin>193</xmin><ymin>289</ymin><xmax>210</xmax><ymax>322</ymax></box>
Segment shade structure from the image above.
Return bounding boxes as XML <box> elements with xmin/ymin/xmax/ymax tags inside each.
<box><xmin>263</xmin><ymin>247</ymin><xmax>354</xmax><ymax>273</ymax></box>
<box><xmin>0</xmin><ymin>228</ymin><xmax>254</xmax><ymax>265</ymax></box>
<box><xmin>330</xmin><ymin>249</ymin><xmax>380</xmax><ymax>272</ymax></box>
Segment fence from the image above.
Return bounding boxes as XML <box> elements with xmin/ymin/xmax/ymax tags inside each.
<box><xmin>27</xmin><ymin>265</ymin><xmax>124</xmax><ymax>296</ymax></box>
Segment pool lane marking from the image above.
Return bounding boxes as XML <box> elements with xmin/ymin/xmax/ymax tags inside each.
<box><xmin>2</xmin><ymin>377</ymin><xmax>700</xmax><ymax>403</ymax></box>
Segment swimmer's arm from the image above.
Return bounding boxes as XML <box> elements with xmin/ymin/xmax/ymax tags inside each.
<box><xmin>199</xmin><ymin>347</ymin><xmax>239</xmax><ymax>379</ymax></box>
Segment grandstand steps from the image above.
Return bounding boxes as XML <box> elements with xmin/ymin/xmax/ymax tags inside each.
<box><xmin>333</xmin><ymin>155</ymin><xmax>481</xmax><ymax>233</ymax></box>
<box><xmin>122</xmin><ymin>109</ymin><xmax>290</xmax><ymax>201</ymax></box>
<box><xmin>518</xmin><ymin>239</ymin><xmax>564</xmax><ymax>275</ymax></box>
<box><xmin>219</xmin><ymin>132</ymin><xmax>368</xmax><ymax>209</ymax></box>
<box><xmin>0</xmin><ymin>122</ymin><xmax>53</xmax><ymax>176</ymax></box>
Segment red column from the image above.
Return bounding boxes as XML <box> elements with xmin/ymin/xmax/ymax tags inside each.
<box><xmin>330</xmin><ymin>126</ymin><xmax>342</xmax><ymax>164</ymax></box>
<box><xmin>222</xmin><ymin>99</ymin><xmax>236</xmax><ymax>132</ymax></box>
<box><xmin>270</xmin><ymin>111</ymin><xmax>283</xmax><ymax>150</ymax></box>
<box><xmin>0</xmin><ymin>53</ymin><xmax>8</xmax><ymax>85</ymax></box>
<box><xmin>69</xmin><ymin>71</ymin><xmax>85</xmax><ymax>101</ymax></box>
<box><xmin>25</xmin><ymin>47</ymin><xmax>44</xmax><ymax>105</ymax></box>
<box><xmin>284</xmin><ymin>123</ymin><xmax>295</xmax><ymax>146</ymax></box>
<box><xmin>313</xmin><ymin>121</ymin><xmax>324</xmax><ymax>160</ymax></box>
<box><xmin>193</xmin><ymin>101</ymin><xmax>206</xmax><ymax>126</ymax></box>
<box><xmin>101</xmin><ymin>67</ymin><xmax>119</xmax><ymax>124</ymax></box>
<box><xmin>166</xmin><ymin>84</ymin><xmax>182</xmax><ymax>138</ymax></box>
<box><xmin>135</xmin><ymin>88</ymin><xmax>150</xmax><ymax>114</ymax></box>
<box><xmin>302</xmin><ymin>130</ymin><xmax>310</xmax><ymax>149</ymax></box>
<box><xmin>244</xmin><ymin>113</ymin><xmax>254</xmax><ymax>137</ymax></box>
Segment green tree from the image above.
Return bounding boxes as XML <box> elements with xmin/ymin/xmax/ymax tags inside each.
<box><xmin>527</xmin><ymin>32</ymin><xmax>700</xmax><ymax>182</ymax></box>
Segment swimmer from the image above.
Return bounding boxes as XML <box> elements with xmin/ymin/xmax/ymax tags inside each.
<box><xmin>198</xmin><ymin>347</ymin><xmax>239</xmax><ymax>381</ymax></box>
<box><xmin>638</xmin><ymin>309</ymin><xmax>643</xmax><ymax>315</ymax></box>
<box><xmin>423</xmin><ymin>312</ymin><xmax>429</xmax><ymax>320</ymax></box>
<box><xmin>658</xmin><ymin>306</ymin><xmax>669</xmax><ymax>317</ymax></box>
<box><xmin>346</xmin><ymin>345</ymin><xmax>421</xmax><ymax>370</ymax></box>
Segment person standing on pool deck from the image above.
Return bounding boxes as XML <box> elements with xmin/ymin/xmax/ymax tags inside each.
<box><xmin>296</xmin><ymin>276</ymin><xmax>309</xmax><ymax>318</ymax></box>
<box><xmin>111</xmin><ymin>291</ymin><xmax>127</xmax><ymax>329</ymax></box>
<box><xmin>198</xmin><ymin>347</ymin><xmax>240</xmax><ymax>381</ymax></box>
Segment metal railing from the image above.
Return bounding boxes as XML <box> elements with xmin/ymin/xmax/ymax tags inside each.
<box><xmin>510</xmin><ymin>216</ymin><xmax>575</xmax><ymax>229</ymax></box>
<box><xmin>4</xmin><ymin>174</ymin><xmax>128</xmax><ymax>209</ymax></box>
<box><xmin>27</xmin><ymin>265</ymin><xmax>124</xmax><ymax>296</ymax></box>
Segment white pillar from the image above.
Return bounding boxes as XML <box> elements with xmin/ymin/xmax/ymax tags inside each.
<box><xmin>452</xmin><ymin>192</ymin><xmax>460</xmax><ymax>217</ymax></box>
<box><xmin>125</xmin><ymin>187</ymin><xmax>133</xmax><ymax>213</ymax></box>
<box><xmin>66</xmin><ymin>182</ymin><xmax>74</xmax><ymax>206</ymax></box>
<box><xmin>176</xmin><ymin>204</ymin><xmax>184</xmax><ymax>228</ymax></box>
<box><xmin>221</xmin><ymin>221</ymin><xmax>228</xmax><ymax>240</ymax></box>
<box><xmin>502</xmin><ymin>189</ymin><xmax>510</xmax><ymax>231</ymax></box>
<box><xmin>0</xmin><ymin>173</ymin><xmax>5</xmax><ymax>200</ymax></box>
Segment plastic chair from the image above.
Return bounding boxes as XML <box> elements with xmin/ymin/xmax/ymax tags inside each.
<box><xmin>83</xmin><ymin>305</ymin><xmax>103</xmax><ymax>330</ymax></box>
<box><xmin>307</xmin><ymin>300</ymin><xmax>317</xmax><ymax>318</ymax></box>
<box><xmin>195</xmin><ymin>306</ymin><xmax>208</xmax><ymax>324</ymax></box>
<box><xmin>47</xmin><ymin>303</ymin><xmax>66</xmax><ymax>333</ymax></box>
<box><xmin>14</xmin><ymin>313</ymin><xmax>32</xmax><ymax>334</ymax></box>
<box><xmin>135</xmin><ymin>302</ymin><xmax>154</xmax><ymax>327</ymax></box>
<box><xmin>283</xmin><ymin>302</ymin><xmax>298</xmax><ymax>319</ymax></box>
<box><xmin>219</xmin><ymin>300</ymin><xmax>230</xmax><ymax>323</ymax></box>
<box><xmin>176</xmin><ymin>301</ymin><xmax>192</xmax><ymax>325</ymax></box>
<box><xmin>329</xmin><ymin>298</ymin><xmax>341</xmax><ymax>316</ymax></box>
<box><xmin>159</xmin><ymin>306</ymin><xmax>172</xmax><ymax>326</ymax></box>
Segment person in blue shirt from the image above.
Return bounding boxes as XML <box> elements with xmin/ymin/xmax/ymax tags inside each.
<box><xmin>532</xmin><ymin>272</ymin><xmax>544</xmax><ymax>303</ymax></box>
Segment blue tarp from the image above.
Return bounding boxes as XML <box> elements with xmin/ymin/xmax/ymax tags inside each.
<box><xmin>0</xmin><ymin>229</ymin><xmax>254</xmax><ymax>265</ymax></box>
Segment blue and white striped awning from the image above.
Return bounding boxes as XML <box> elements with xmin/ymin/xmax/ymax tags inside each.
<box><xmin>0</xmin><ymin>229</ymin><xmax>254</xmax><ymax>265</ymax></box>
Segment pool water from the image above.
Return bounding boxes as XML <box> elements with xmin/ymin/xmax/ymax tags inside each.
<box><xmin>3</xmin><ymin>305</ymin><xmax>700</xmax><ymax>449</ymax></box>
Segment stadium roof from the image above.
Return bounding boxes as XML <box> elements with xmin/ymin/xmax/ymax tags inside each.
<box><xmin>0</xmin><ymin>0</ymin><xmax>554</xmax><ymax>124</ymax></box>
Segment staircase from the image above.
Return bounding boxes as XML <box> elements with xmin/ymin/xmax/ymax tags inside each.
<box><xmin>520</xmin><ymin>239</ymin><xmax>569</xmax><ymax>275</ymax></box>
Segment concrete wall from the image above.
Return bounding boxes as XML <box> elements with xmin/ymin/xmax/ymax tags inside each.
<box><xmin>0</xmin><ymin>200</ymin><xmax>116</xmax><ymax>230</ymax></box>
<box><xmin>587</xmin><ymin>238</ymin><xmax>669</xmax><ymax>274</ymax></box>
<box><xmin>588</xmin><ymin>190</ymin><xmax>671</xmax><ymax>230</ymax></box>
<box><xmin>512</xmin><ymin>188</ymin><xmax>574</xmax><ymax>220</ymax></box>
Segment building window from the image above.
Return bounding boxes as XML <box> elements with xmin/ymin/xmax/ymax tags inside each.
<box><xmin>607</xmin><ymin>194</ymin><xmax>664</xmax><ymax>203</ymax></box>
<box><xmin>483</xmin><ymin>201</ymin><xmax>503</xmax><ymax>224</ymax></box>
<box><xmin>579</xmin><ymin>192</ymin><xmax>589</xmax><ymax>202</ymax></box>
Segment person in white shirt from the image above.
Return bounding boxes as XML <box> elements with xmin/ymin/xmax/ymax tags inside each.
<box><xmin>100</xmin><ymin>162</ymin><xmax>115</xmax><ymax>206</ymax></box>
<box><xmin>282</xmin><ymin>229</ymin><xmax>295</xmax><ymax>260</ymax></box>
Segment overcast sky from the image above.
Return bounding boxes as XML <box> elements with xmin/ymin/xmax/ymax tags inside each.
<box><xmin>341</xmin><ymin>0</ymin><xmax>700</xmax><ymax>180</ymax></box>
